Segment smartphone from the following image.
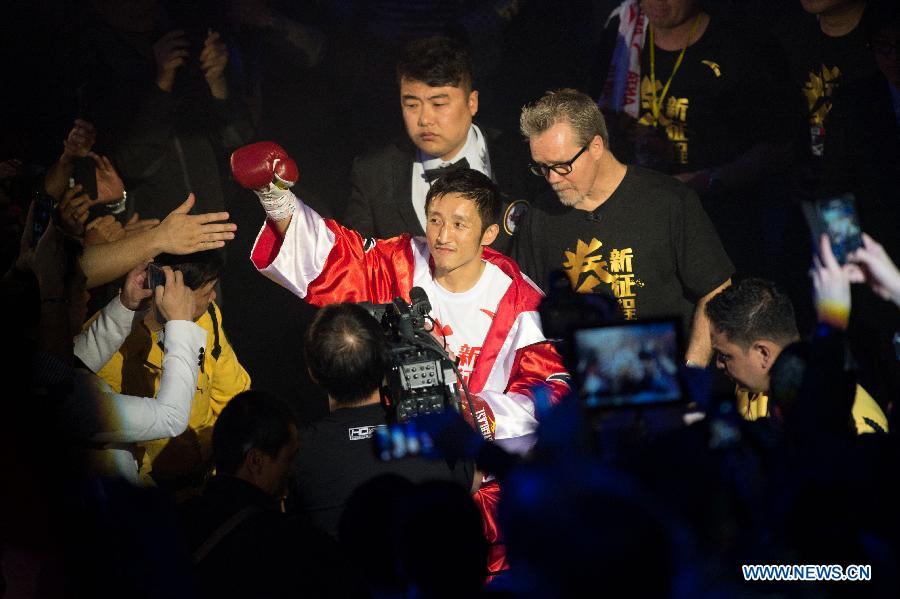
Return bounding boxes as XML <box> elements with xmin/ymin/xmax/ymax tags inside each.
<box><xmin>73</xmin><ymin>155</ymin><xmax>98</xmax><ymax>201</ymax></box>
<box><xmin>802</xmin><ymin>193</ymin><xmax>864</xmax><ymax>265</ymax></box>
<box><xmin>146</xmin><ymin>263</ymin><xmax>166</xmax><ymax>290</ymax></box>
<box><xmin>570</xmin><ymin>318</ymin><xmax>686</xmax><ymax>410</ymax></box>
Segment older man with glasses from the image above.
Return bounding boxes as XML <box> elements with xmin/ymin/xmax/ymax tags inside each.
<box><xmin>512</xmin><ymin>88</ymin><xmax>733</xmax><ymax>366</ymax></box>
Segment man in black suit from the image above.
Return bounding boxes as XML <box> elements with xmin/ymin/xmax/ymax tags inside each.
<box><xmin>342</xmin><ymin>35</ymin><xmax>537</xmax><ymax>254</ymax></box>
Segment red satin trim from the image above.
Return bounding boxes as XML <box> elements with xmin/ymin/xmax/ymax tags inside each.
<box><xmin>304</xmin><ymin>220</ymin><xmax>416</xmax><ymax>306</ymax></box>
<box><xmin>507</xmin><ymin>342</ymin><xmax>570</xmax><ymax>406</ymax></box>
<box><xmin>250</xmin><ymin>219</ymin><xmax>285</xmax><ymax>270</ymax></box>
<box><xmin>473</xmin><ymin>480</ymin><xmax>508</xmax><ymax>575</ymax></box>
<box><xmin>466</xmin><ymin>248</ymin><xmax>546</xmax><ymax>394</ymax></box>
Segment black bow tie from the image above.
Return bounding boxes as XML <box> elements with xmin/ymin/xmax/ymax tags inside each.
<box><xmin>423</xmin><ymin>157</ymin><xmax>470</xmax><ymax>183</ymax></box>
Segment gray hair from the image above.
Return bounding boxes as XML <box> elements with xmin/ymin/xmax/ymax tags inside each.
<box><xmin>519</xmin><ymin>88</ymin><xmax>609</xmax><ymax>148</ymax></box>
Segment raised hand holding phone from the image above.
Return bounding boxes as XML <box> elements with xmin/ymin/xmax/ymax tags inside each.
<box><xmin>120</xmin><ymin>260</ymin><xmax>154</xmax><ymax>310</ymax></box>
<box><xmin>154</xmin><ymin>266</ymin><xmax>197</xmax><ymax>322</ymax></box>
<box><xmin>802</xmin><ymin>193</ymin><xmax>864</xmax><ymax>266</ymax></box>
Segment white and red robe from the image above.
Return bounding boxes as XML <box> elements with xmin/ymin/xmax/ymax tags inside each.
<box><xmin>250</xmin><ymin>193</ymin><xmax>570</xmax><ymax>571</ymax></box>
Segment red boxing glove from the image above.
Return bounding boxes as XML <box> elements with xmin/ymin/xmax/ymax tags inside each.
<box><xmin>230</xmin><ymin>141</ymin><xmax>299</xmax><ymax>191</ymax></box>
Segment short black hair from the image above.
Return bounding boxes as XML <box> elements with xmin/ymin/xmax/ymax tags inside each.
<box><xmin>212</xmin><ymin>390</ymin><xmax>297</xmax><ymax>475</ymax></box>
<box><xmin>153</xmin><ymin>250</ymin><xmax>224</xmax><ymax>290</ymax></box>
<box><xmin>397</xmin><ymin>35</ymin><xmax>473</xmax><ymax>91</ymax></box>
<box><xmin>425</xmin><ymin>168</ymin><xmax>501</xmax><ymax>234</ymax></box>
<box><xmin>705</xmin><ymin>278</ymin><xmax>800</xmax><ymax>349</ymax></box>
<box><xmin>305</xmin><ymin>303</ymin><xmax>386</xmax><ymax>405</ymax></box>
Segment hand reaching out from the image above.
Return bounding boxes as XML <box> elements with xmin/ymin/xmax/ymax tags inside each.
<box><xmin>154</xmin><ymin>193</ymin><xmax>236</xmax><ymax>254</ymax></box>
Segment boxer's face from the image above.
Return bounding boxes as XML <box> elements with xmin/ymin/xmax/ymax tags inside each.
<box><xmin>426</xmin><ymin>192</ymin><xmax>498</xmax><ymax>281</ymax></box>
<box><xmin>400</xmin><ymin>77</ymin><xmax>478</xmax><ymax>162</ymax></box>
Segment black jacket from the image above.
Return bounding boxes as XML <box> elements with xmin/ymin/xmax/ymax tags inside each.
<box><xmin>342</xmin><ymin>127</ymin><xmax>541</xmax><ymax>255</ymax></box>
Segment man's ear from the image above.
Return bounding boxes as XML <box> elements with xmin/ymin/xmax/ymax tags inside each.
<box><xmin>468</xmin><ymin>89</ymin><xmax>479</xmax><ymax>117</ymax></box>
<box><xmin>480</xmin><ymin>223</ymin><xmax>499</xmax><ymax>247</ymax></box>
<box><xmin>246</xmin><ymin>447</ymin><xmax>266</xmax><ymax>477</ymax></box>
<box><xmin>752</xmin><ymin>341</ymin><xmax>777</xmax><ymax>370</ymax></box>
<box><xmin>588</xmin><ymin>133</ymin><xmax>605</xmax><ymax>158</ymax></box>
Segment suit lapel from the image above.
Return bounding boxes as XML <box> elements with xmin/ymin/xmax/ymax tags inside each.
<box><xmin>393</xmin><ymin>143</ymin><xmax>425</xmax><ymax>236</ymax></box>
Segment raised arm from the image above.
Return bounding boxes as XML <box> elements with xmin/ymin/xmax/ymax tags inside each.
<box><xmin>686</xmin><ymin>278</ymin><xmax>731</xmax><ymax>366</ymax></box>
<box><xmin>231</xmin><ymin>142</ymin><xmax>410</xmax><ymax>305</ymax></box>
<box><xmin>79</xmin><ymin>193</ymin><xmax>236</xmax><ymax>288</ymax></box>
<box><xmin>75</xmin><ymin>261</ymin><xmax>152</xmax><ymax>371</ymax></box>
<box><xmin>79</xmin><ymin>267</ymin><xmax>207</xmax><ymax>443</ymax></box>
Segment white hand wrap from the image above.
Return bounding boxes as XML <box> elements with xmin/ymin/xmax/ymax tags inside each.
<box><xmin>257</xmin><ymin>181</ymin><xmax>296</xmax><ymax>222</ymax></box>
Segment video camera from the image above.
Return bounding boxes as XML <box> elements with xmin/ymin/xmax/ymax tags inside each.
<box><xmin>360</xmin><ymin>287</ymin><xmax>472</xmax><ymax>423</ymax></box>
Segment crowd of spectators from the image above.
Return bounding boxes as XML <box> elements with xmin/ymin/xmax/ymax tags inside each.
<box><xmin>2</xmin><ymin>1</ymin><xmax>899</xmax><ymax>597</ymax></box>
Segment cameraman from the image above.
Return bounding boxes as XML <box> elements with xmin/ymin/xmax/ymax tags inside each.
<box><xmin>289</xmin><ymin>303</ymin><xmax>474</xmax><ymax>539</ymax></box>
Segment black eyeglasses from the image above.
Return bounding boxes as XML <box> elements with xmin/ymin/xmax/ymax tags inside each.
<box><xmin>528</xmin><ymin>145</ymin><xmax>588</xmax><ymax>177</ymax></box>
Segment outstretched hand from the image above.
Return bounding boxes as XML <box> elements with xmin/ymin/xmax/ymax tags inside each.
<box><xmin>154</xmin><ymin>193</ymin><xmax>236</xmax><ymax>254</ymax></box>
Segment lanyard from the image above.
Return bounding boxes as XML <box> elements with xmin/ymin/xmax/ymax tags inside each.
<box><xmin>648</xmin><ymin>14</ymin><xmax>701</xmax><ymax>122</ymax></box>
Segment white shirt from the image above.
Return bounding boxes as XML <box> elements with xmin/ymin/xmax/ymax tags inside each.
<box><xmin>411</xmin><ymin>123</ymin><xmax>491</xmax><ymax>231</ymax></box>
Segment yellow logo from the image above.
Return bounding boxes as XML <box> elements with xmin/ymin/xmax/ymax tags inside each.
<box><xmin>562</xmin><ymin>238</ymin><xmax>644</xmax><ymax>319</ymax></box>
<box><xmin>701</xmin><ymin>60</ymin><xmax>721</xmax><ymax>77</ymax></box>
<box><xmin>803</xmin><ymin>65</ymin><xmax>841</xmax><ymax>125</ymax></box>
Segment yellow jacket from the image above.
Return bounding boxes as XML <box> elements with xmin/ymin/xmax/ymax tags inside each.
<box><xmin>735</xmin><ymin>385</ymin><xmax>888</xmax><ymax>434</ymax></box>
<box><xmin>92</xmin><ymin>302</ymin><xmax>251</xmax><ymax>490</ymax></box>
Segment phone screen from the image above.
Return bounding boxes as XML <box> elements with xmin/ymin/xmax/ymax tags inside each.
<box><xmin>802</xmin><ymin>193</ymin><xmax>864</xmax><ymax>265</ymax></box>
<box><xmin>572</xmin><ymin>319</ymin><xmax>685</xmax><ymax>409</ymax></box>
<box><xmin>818</xmin><ymin>194</ymin><xmax>863</xmax><ymax>265</ymax></box>
<box><xmin>73</xmin><ymin>156</ymin><xmax>98</xmax><ymax>201</ymax></box>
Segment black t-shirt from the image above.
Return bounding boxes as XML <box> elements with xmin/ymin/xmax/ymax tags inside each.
<box><xmin>290</xmin><ymin>404</ymin><xmax>474</xmax><ymax>538</ymax></box>
<box><xmin>773</xmin><ymin>10</ymin><xmax>879</xmax><ymax>159</ymax></box>
<box><xmin>636</xmin><ymin>16</ymin><xmax>783</xmax><ymax>173</ymax></box>
<box><xmin>513</xmin><ymin>166</ymin><xmax>734</xmax><ymax>331</ymax></box>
